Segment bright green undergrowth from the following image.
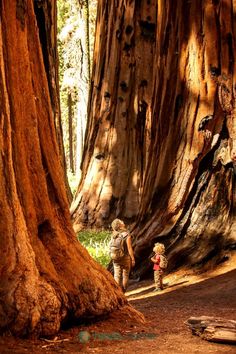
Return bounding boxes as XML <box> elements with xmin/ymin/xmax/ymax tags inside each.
<box><xmin>77</xmin><ymin>229</ymin><xmax>111</xmax><ymax>267</ymax></box>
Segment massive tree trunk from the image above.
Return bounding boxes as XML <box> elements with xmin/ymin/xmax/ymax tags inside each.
<box><xmin>72</xmin><ymin>0</ymin><xmax>236</xmax><ymax>273</ymax></box>
<box><xmin>71</xmin><ymin>0</ymin><xmax>156</xmax><ymax>227</ymax></box>
<box><xmin>133</xmin><ymin>0</ymin><xmax>236</xmax><ymax>276</ymax></box>
<box><xmin>0</xmin><ymin>0</ymin><xmax>133</xmax><ymax>337</ymax></box>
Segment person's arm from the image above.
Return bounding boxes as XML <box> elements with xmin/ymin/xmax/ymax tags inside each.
<box><xmin>151</xmin><ymin>254</ymin><xmax>160</xmax><ymax>264</ymax></box>
<box><xmin>126</xmin><ymin>235</ymin><xmax>135</xmax><ymax>267</ymax></box>
<box><xmin>151</xmin><ymin>255</ymin><xmax>157</xmax><ymax>263</ymax></box>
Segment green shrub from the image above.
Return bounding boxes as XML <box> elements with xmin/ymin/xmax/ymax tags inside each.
<box><xmin>77</xmin><ymin>229</ymin><xmax>111</xmax><ymax>267</ymax></box>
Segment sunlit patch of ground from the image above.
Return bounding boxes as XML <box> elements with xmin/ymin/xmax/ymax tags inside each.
<box><xmin>0</xmin><ymin>253</ymin><xmax>235</xmax><ymax>353</ymax></box>
<box><xmin>127</xmin><ymin>252</ymin><xmax>236</xmax><ymax>301</ymax></box>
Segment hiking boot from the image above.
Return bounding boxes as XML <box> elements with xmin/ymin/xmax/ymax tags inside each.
<box><xmin>153</xmin><ymin>287</ymin><xmax>163</xmax><ymax>292</ymax></box>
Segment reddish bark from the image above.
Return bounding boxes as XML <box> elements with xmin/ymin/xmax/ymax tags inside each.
<box><xmin>72</xmin><ymin>0</ymin><xmax>236</xmax><ymax>275</ymax></box>
<box><xmin>0</xmin><ymin>0</ymin><xmax>142</xmax><ymax>337</ymax></box>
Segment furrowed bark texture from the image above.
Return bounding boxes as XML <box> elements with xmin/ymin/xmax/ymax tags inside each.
<box><xmin>133</xmin><ymin>0</ymin><xmax>236</xmax><ymax>276</ymax></box>
<box><xmin>72</xmin><ymin>0</ymin><xmax>235</xmax><ymax>275</ymax></box>
<box><xmin>71</xmin><ymin>0</ymin><xmax>156</xmax><ymax>227</ymax></box>
<box><xmin>0</xmin><ymin>0</ymin><xmax>131</xmax><ymax>337</ymax></box>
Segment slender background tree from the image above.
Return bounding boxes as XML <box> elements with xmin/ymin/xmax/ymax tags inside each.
<box><xmin>71</xmin><ymin>0</ymin><xmax>236</xmax><ymax>275</ymax></box>
<box><xmin>58</xmin><ymin>0</ymin><xmax>97</xmax><ymax>187</ymax></box>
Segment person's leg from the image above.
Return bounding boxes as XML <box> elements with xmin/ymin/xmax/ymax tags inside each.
<box><xmin>154</xmin><ymin>270</ymin><xmax>163</xmax><ymax>290</ymax></box>
<box><xmin>113</xmin><ymin>262</ymin><xmax>122</xmax><ymax>287</ymax></box>
<box><xmin>159</xmin><ymin>272</ymin><xmax>163</xmax><ymax>289</ymax></box>
<box><xmin>121</xmin><ymin>256</ymin><xmax>131</xmax><ymax>292</ymax></box>
<box><xmin>154</xmin><ymin>270</ymin><xmax>159</xmax><ymax>289</ymax></box>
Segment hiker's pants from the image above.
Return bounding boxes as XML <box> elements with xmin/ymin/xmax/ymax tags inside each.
<box><xmin>113</xmin><ymin>255</ymin><xmax>131</xmax><ymax>291</ymax></box>
<box><xmin>154</xmin><ymin>270</ymin><xmax>163</xmax><ymax>289</ymax></box>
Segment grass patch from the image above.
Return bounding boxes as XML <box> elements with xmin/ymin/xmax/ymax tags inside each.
<box><xmin>67</xmin><ymin>171</ymin><xmax>79</xmax><ymax>196</ymax></box>
<box><xmin>77</xmin><ymin>229</ymin><xmax>111</xmax><ymax>267</ymax></box>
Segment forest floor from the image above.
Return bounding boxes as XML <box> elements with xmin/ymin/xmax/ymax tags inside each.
<box><xmin>0</xmin><ymin>254</ymin><xmax>236</xmax><ymax>354</ymax></box>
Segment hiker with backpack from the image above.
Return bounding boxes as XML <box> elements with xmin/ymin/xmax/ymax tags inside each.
<box><xmin>151</xmin><ymin>242</ymin><xmax>168</xmax><ymax>292</ymax></box>
<box><xmin>109</xmin><ymin>218</ymin><xmax>135</xmax><ymax>292</ymax></box>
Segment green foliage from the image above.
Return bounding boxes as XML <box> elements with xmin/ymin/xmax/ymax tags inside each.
<box><xmin>77</xmin><ymin>229</ymin><xmax>111</xmax><ymax>267</ymax></box>
<box><xmin>57</xmin><ymin>0</ymin><xmax>70</xmax><ymax>33</ymax></box>
<box><xmin>67</xmin><ymin>171</ymin><xmax>79</xmax><ymax>196</ymax></box>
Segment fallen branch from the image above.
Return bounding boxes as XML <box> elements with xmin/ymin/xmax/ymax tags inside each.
<box><xmin>41</xmin><ymin>337</ymin><xmax>70</xmax><ymax>348</ymax></box>
<box><xmin>186</xmin><ymin>316</ymin><xmax>236</xmax><ymax>344</ymax></box>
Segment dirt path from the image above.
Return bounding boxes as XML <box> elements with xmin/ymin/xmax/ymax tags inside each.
<box><xmin>0</xmin><ymin>256</ymin><xmax>236</xmax><ymax>353</ymax></box>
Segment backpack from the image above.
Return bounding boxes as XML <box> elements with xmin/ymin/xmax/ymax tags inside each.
<box><xmin>159</xmin><ymin>255</ymin><xmax>168</xmax><ymax>269</ymax></box>
<box><xmin>109</xmin><ymin>232</ymin><xmax>127</xmax><ymax>261</ymax></box>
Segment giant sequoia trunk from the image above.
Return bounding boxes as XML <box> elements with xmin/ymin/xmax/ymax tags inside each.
<box><xmin>72</xmin><ymin>0</ymin><xmax>236</xmax><ymax>274</ymax></box>
<box><xmin>71</xmin><ymin>0</ymin><xmax>156</xmax><ymax>227</ymax></box>
<box><xmin>133</xmin><ymin>0</ymin><xmax>236</xmax><ymax>276</ymax></box>
<box><xmin>0</xmin><ymin>0</ymin><xmax>134</xmax><ymax>337</ymax></box>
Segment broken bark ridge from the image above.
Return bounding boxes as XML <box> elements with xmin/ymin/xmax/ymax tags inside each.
<box><xmin>0</xmin><ymin>0</ymin><xmax>141</xmax><ymax>337</ymax></box>
<box><xmin>187</xmin><ymin>316</ymin><xmax>236</xmax><ymax>344</ymax></box>
<box><xmin>71</xmin><ymin>1</ymin><xmax>235</xmax><ymax>274</ymax></box>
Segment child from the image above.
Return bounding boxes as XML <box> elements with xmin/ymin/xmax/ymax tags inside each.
<box><xmin>151</xmin><ymin>242</ymin><xmax>167</xmax><ymax>291</ymax></box>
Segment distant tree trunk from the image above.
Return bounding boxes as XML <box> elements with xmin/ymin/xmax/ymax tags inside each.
<box><xmin>34</xmin><ymin>0</ymin><xmax>72</xmax><ymax>202</ymax></box>
<box><xmin>0</xmin><ymin>0</ymin><xmax>136</xmax><ymax>337</ymax></box>
<box><xmin>68</xmin><ymin>92</ymin><xmax>75</xmax><ymax>173</ymax></box>
<box><xmin>72</xmin><ymin>0</ymin><xmax>236</xmax><ymax>273</ymax></box>
<box><xmin>75</xmin><ymin>0</ymin><xmax>91</xmax><ymax>178</ymax></box>
<box><xmin>84</xmin><ymin>0</ymin><xmax>91</xmax><ymax>79</ymax></box>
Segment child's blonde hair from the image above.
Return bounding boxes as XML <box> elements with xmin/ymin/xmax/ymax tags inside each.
<box><xmin>153</xmin><ymin>242</ymin><xmax>165</xmax><ymax>255</ymax></box>
<box><xmin>111</xmin><ymin>218</ymin><xmax>125</xmax><ymax>232</ymax></box>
